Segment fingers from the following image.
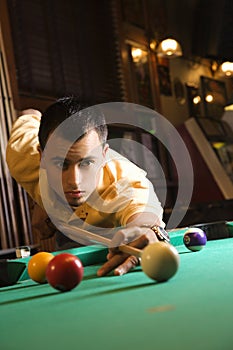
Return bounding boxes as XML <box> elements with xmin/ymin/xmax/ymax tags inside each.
<box><xmin>97</xmin><ymin>252</ymin><xmax>139</xmax><ymax>277</ymax></box>
<box><xmin>97</xmin><ymin>252</ymin><xmax>129</xmax><ymax>277</ymax></box>
<box><xmin>97</xmin><ymin>227</ymin><xmax>160</xmax><ymax>277</ymax></box>
<box><xmin>97</xmin><ymin>233</ymin><xmax>156</xmax><ymax>277</ymax></box>
<box><xmin>114</xmin><ymin>255</ymin><xmax>139</xmax><ymax>276</ymax></box>
<box><xmin>107</xmin><ymin>233</ymin><xmax>149</xmax><ymax>258</ymax></box>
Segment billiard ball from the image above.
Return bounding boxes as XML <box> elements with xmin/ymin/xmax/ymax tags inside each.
<box><xmin>140</xmin><ymin>242</ymin><xmax>180</xmax><ymax>282</ymax></box>
<box><xmin>183</xmin><ymin>227</ymin><xmax>207</xmax><ymax>252</ymax></box>
<box><xmin>28</xmin><ymin>252</ymin><xmax>54</xmax><ymax>283</ymax></box>
<box><xmin>46</xmin><ymin>253</ymin><xmax>83</xmax><ymax>292</ymax></box>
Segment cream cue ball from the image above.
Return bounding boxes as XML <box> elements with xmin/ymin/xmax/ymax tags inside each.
<box><xmin>140</xmin><ymin>242</ymin><xmax>180</xmax><ymax>281</ymax></box>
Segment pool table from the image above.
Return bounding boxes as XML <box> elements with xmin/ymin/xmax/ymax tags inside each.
<box><xmin>1</xmin><ymin>223</ymin><xmax>233</xmax><ymax>350</ymax></box>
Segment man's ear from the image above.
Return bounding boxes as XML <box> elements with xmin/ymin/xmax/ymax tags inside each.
<box><xmin>102</xmin><ymin>143</ymin><xmax>109</xmax><ymax>157</ymax></box>
<box><xmin>37</xmin><ymin>145</ymin><xmax>46</xmax><ymax>168</ymax></box>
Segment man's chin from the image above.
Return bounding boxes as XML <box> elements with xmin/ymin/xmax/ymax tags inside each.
<box><xmin>66</xmin><ymin>197</ymin><xmax>85</xmax><ymax>208</ymax></box>
<box><xmin>54</xmin><ymin>192</ymin><xmax>85</xmax><ymax>208</ymax></box>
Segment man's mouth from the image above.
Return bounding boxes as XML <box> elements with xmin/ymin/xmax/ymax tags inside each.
<box><xmin>65</xmin><ymin>191</ymin><xmax>84</xmax><ymax>199</ymax></box>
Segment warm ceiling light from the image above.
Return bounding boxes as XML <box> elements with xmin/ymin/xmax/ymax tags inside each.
<box><xmin>205</xmin><ymin>94</ymin><xmax>214</xmax><ymax>103</ymax></box>
<box><xmin>220</xmin><ymin>61</ymin><xmax>233</xmax><ymax>76</ymax></box>
<box><xmin>131</xmin><ymin>47</ymin><xmax>148</xmax><ymax>63</ymax></box>
<box><xmin>157</xmin><ymin>38</ymin><xmax>182</xmax><ymax>58</ymax></box>
<box><xmin>131</xmin><ymin>48</ymin><xmax>143</xmax><ymax>61</ymax></box>
<box><xmin>193</xmin><ymin>95</ymin><xmax>201</xmax><ymax>104</ymax></box>
<box><xmin>149</xmin><ymin>39</ymin><xmax>157</xmax><ymax>51</ymax></box>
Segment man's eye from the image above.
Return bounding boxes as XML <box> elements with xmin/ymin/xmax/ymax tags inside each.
<box><xmin>80</xmin><ymin>159</ymin><xmax>94</xmax><ymax>167</ymax></box>
<box><xmin>54</xmin><ymin>161</ymin><xmax>67</xmax><ymax>169</ymax></box>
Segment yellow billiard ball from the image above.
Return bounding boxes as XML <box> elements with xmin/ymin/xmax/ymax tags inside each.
<box><xmin>28</xmin><ymin>252</ymin><xmax>54</xmax><ymax>283</ymax></box>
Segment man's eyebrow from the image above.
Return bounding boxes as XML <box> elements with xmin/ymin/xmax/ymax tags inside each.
<box><xmin>81</xmin><ymin>155</ymin><xmax>98</xmax><ymax>160</ymax></box>
<box><xmin>50</xmin><ymin>155</ymin><xmax>98</xmax><ymax>162</ymax></box>
<box><xmin>51</xmin><ymin>156</ymin><xmax>65</xmax><ymax>162</ymax></box>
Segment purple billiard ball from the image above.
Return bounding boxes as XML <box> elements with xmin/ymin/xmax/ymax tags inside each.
<box><xmin>183</xmin><ymin>228</ymin><xmax>207</xmax><ymax>252</ymax></box>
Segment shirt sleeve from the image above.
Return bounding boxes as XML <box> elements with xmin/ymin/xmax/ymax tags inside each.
<box><xmin>99</xmin><ymin>152</ymin><xmax>165</xmax><ymax>228</ymax></box>
<box><xmin>6</xmin><ymin>114</ymin><xmax>42</xmax><ymax>206</ymax></box>
<box><xmin>114</xmin><ymin>175</ymin><xmax>165</xmax><ymax>228</ymax></box>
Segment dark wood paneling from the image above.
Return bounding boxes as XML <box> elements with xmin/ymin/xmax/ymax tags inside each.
<box><xmin>7</xmin><ymin>0</ymin><xmax>124</xmax><ymax>105</ymax></box>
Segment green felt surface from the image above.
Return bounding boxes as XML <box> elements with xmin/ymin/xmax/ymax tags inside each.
<box><xmin>7</xmin><ymin>222</ymin><xmax>233</xmax><ymax>283</ymax></box>
<box><xmin>1</xmin><ymin>238</ymin><xmax>233</xmax><ymax>350</ymax></box>
<box><xmin>5</xmin><ymin>226</ymin><xmax>187</xmax><ymax>283</ymax></box>
<box><xmin>18</xmin><ymin>245</ymin><xmax>108</xmax><ymax>281</ymax></box>
<box><xmin>227</xmin><ymin>221</ymin><xmax>233</xmax><ymax>236</ymax></box>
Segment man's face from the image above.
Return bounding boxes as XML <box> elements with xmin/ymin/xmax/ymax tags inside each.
<box><xmin>41</xmin><ymin>130</ymin><xmax>108</xmax><ymax>207</ymax></box>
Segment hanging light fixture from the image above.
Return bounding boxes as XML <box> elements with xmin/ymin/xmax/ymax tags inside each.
<box><xmin>131</xmin><ymin>47</ymin><xmax>148</xmax><ymax>63</ymax></box>
<box><xmin>219</xmin><ymin>61</ymin><xmax>233</xmax><ymax>77</ymax></box>
<box><xmin>157</xmin><ymin>38</ymin><xmax>182</xmax><ymax>58</ymax></box>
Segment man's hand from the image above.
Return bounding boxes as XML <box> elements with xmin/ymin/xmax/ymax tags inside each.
<box><xmin>97</xmin><ymin>226</ymin><xmax>158</xmax><ymax>276</ymax></box>
<box><xmin>20</xmin><ymin>109</ymin><xmax>42</xmax><ymax>117</ymax></box>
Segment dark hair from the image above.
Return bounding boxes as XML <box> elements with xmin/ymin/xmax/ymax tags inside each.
<box><xmin>38</xmin><ymin>96</ymin><xmax>108</xmax><ymax>150</ymax></box>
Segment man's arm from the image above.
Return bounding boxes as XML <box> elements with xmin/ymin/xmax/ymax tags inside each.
<box><xmin>96</xmin><ymin>156</ymin><xmax>166</xmax><ymax>277</ymax></box>
<box><xmin>6</xmin><ymin>109</ymin><xmax>42</xmax><ymax>206</ymax></box>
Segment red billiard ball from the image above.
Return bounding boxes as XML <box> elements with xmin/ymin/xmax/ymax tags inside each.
<box><xmin>183</xmin><ymin>228</ymin><xmax>207</xmax><ymax>252</ymax></box>
<box><xmin>28</xmin><ymin>252</ymin><xmax>54</xmax><ymax>283</ymax></box>
<box><xmin>46</xmin><ymin>253</ymin><xmax>83</xmax><ymax>292</ymax></box>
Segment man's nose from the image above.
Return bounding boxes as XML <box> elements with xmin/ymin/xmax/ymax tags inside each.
<box><xmin>67</xmin><ymin>165</ymin><xmax>81</xmax><ymax>187</ymax></box>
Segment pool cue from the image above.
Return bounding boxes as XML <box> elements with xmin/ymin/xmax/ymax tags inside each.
<box><xmin>0</xmin><ymin>52</ymin><xmax>32</xmax><ymax>244</ymax></box>
<box><xmin>58</xmin><ymin>223</ymin><xmax>142</xmax><ymax>258</ymax></box>
<box><xmin>0</xmin><ymin>55</ymin><xmax>17</xmax><ymax>247</ymax></box>
<box><xmin>0</xmin><ymin>33</ymin><xmax>32</xmax><ymax>247</ymax></box>
<box><xmin>0</xmin><ymin>149</ymin><xmax>9</xmax><ymax>248</ymax></box>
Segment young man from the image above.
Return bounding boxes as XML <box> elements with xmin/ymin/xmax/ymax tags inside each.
<box><xmin>6</xmin><ymin>97</ymin><xmax>168</xmax><ymax>276</ymax></box>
